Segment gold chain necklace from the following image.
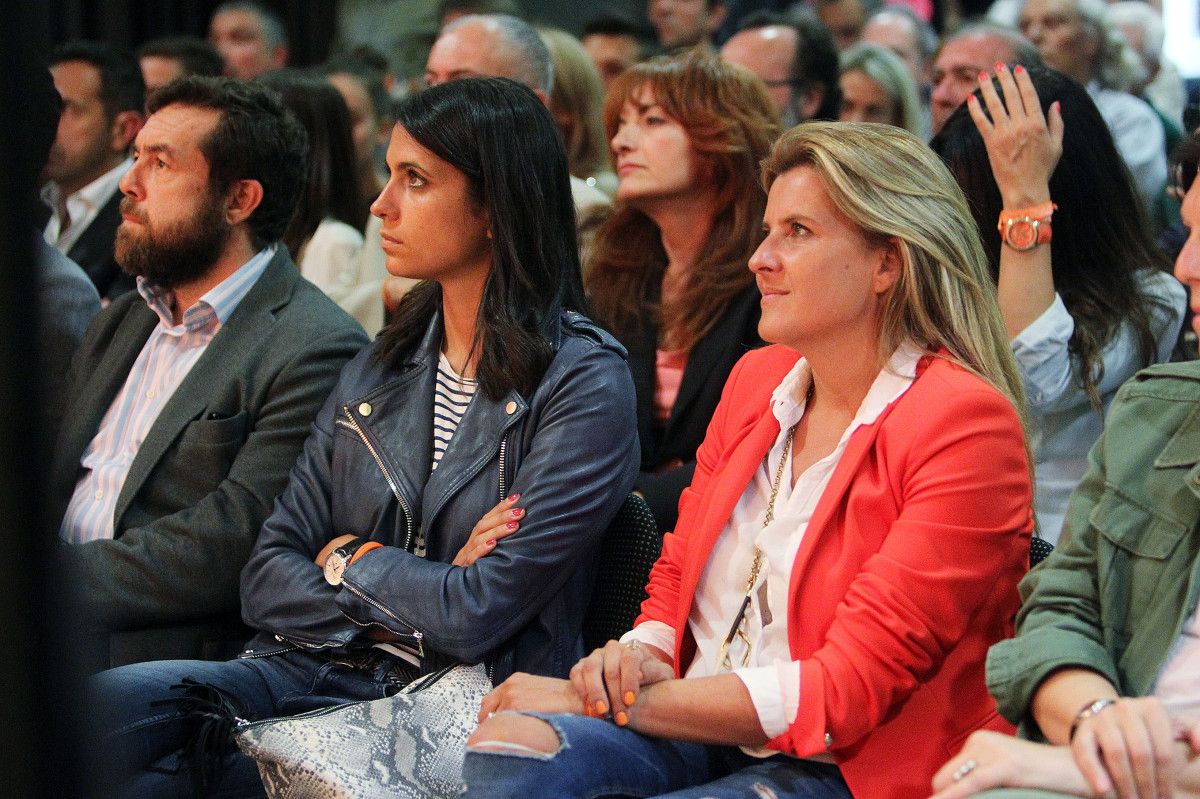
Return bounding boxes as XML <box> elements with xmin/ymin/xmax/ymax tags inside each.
<box><xmin>715</xmin><ymin>419</ymin><xmax>799</xmax><ymax>672</ymax></box>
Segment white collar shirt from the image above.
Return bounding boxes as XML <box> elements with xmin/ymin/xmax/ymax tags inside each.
<box><xmin>59</xmin><ymin>246</ymin><xmax>275</xmax><ymax>544</ymax></box>
<box><xmin>42</xmin><ymin>158</ymin><xmax>131</xmax><ymax>255</ymax></box>
<box><xmin>626</xmin><ymin>344</ymin><xmax>923</xmax><ymax>754</ymax></box>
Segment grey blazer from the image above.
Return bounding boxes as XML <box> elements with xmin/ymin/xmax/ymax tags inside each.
<box><xmin>36</xmin><ymin>237</ymin><xmax>100</xmax><ymax>442</ymax></box>
<box><xmin>51</xmin><ymin>247</ymin><xmax>369</xmax><ymax>672</ymax></box>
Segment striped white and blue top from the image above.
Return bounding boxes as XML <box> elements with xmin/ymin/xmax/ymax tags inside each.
<box><xmin>59</xmin><ymin>246</ymin><xmax>275</xmax><ymax>544</ymax></box>
<box><xmin>431</xmin><ymin>352</ymin><xmax>477</xmax><ymax>471</ymax></box>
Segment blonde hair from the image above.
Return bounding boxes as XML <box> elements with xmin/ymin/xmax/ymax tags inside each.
<box><xmin>538</xmin><ymin>27</ymin><xmax>613</xmax><ymax>186</ymax></box>
<box><xmin>762</xmin><ymin>122</ymin><xmax>1029</xmax><ymax>428</ymax></box>
<box><xmin>839</xmin><ymin>42</ymin><xmax>922</xmax><ymax>135</ymax></box>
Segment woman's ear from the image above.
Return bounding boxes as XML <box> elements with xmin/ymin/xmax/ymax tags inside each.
<box><xmin>872</xmin><ymin>236</ymin><xmax>903</xmax><ymax>295</ymax></box>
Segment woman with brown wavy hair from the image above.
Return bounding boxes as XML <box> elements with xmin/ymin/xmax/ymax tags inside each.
<box><xmin>587</xmin><ymin>51</ymin><xmax>779</xmax><ymax>532</ymax></box>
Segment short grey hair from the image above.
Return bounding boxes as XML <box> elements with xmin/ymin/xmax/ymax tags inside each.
<box><xmin>1071</xmin><ymin>0</ymin><xmax>1147</xmax><ymax>91</ymax></box>
<box><xmin>213</xmin><ymin>1</ymin><xmax>288</xmax><ymax>50</ymax></box>
<box><xmin>443</xmin><ymin>13</ymin><xmax>554</xmax><ymax>94</ymax></box>
<box><xmin>1105</xmin><ymin>1</ymin><xmax>1164</xmax><ymax>62</ymax></box>
<box><xmin>939</xmin><ymin>22</ymin><xmax>1042</xmax><ymax>70</ymax></box>
<box><xmin>867</xmin><ymin>6</ymin><xmax>938</xmax><ymax>61</ymax></box>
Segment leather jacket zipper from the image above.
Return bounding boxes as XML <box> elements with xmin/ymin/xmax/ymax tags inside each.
<box><xmin>336</xmin><ymin>409</ymin><xmax>416</xmax><ymax>551</ymax></box>
<box><xmin>341</xmin><ymin>582</ymin><xmax>425</xmax><ymax>656</ymax></box>
<box><xmin>497</xmin><ymin>434</ymin><xmax>508</xmax><ymax>502</ymax></box>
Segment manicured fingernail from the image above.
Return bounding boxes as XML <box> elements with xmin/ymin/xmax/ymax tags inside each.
<box><xmin>512</xmin><ymin>507</ymin><xmax>524</xmax><ymax>518</ymax></box>
<box><xmin>486</xmin><ymin>539</ymin><xmax>495</xmax><ymax>546</ymax></box>
<box><xmin>506</xmin><ymin>521</ymin><xmax>518</xmax><ymax>530</ymax></box>
<box><xmin>624</xmin><ymin>691</ymin><xmax>636</xmax><ymax>706</ymax></box>
<box><xmin>1014</xmin><ymin>64</ymin><xmax>1025</xmax><ymax>74</ymax></box>
<box><xmin>1051</xmin><ymin>100</ymin><xmax>1061</xmax><ymax>113</ymax></box>
<box><xmin>978</xmin><ymin>70</ymin><xmax>989</xmax><ymax>82</ymax></box>
<box><xmin>507</xmin><ymin>493</ymin><xmax>520</xmax><ymax>503</ymax></box>
<box><xmin>595</xmin><ymin>700</ymin><xmax>607</xmax><ymax>715</ymax></box>
<box><xmin>615</xmin><ymin>711</ymin><xmax>629</xmax><ymax>726</ymax></box>
<box><xmin>995</xmin><ymin>61</ymin><xmax>1006</xmax><ymax>72</ymax></box>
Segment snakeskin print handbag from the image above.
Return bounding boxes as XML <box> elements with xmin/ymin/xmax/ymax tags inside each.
<box><xmin>236</xmin><ymin>663</ymin><xmax>491</xmax><ymax>798</ymax></box>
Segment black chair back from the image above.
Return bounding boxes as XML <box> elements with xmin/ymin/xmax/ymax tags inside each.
<box><xmin>582</xmin><ymin>494</ymin><xmax>661</xmax><ymax>652</ymax></box>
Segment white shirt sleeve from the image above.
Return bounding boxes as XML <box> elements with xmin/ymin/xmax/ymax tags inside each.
<box><xmin>1011</xmin><ymin>292</ymin><xmax>1076</xmax><ymax>412</ymax></box>
<box><xmin>620</xmin><ymin>621</ymin><xmax>676</xmax><ymax>657</ymax></box>
<box><xmin>734</xmin><ymin>661</ymin><xmax>801</xmax><ymax>739</ymax></box>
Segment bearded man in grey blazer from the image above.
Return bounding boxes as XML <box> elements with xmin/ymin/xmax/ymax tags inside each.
<box><xmin>51</xmin><ymin>76</ymin><xmax>368</xmax><ymax>673</ymax></box>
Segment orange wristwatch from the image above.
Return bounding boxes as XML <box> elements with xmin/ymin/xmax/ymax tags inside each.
<box><xmin>998</xmin><ymin>201</ymin><xmax>1056</xmax><ymax>251</ymax></box>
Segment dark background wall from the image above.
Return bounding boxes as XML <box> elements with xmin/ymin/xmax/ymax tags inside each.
<box><xmin>46</xmin><ymin>0</ymin><xmax>341</xmax><ymax>66</ymax></box>
<box><xmin>44</xmin><ymin>0</ymin><xmax>651</xmax><ymax>71</ymax></box>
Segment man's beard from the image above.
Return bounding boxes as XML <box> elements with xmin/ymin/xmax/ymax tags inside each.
<box><xmin>115</xmin><ymin>192</ymin><xmax>231</xmax><ymax>290</ymax></box>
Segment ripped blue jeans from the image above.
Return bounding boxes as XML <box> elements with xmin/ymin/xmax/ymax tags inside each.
<box><xmin>460</xmin><ymin>712</ymin><xmax>852</xmax><ymax>799</ymax></box>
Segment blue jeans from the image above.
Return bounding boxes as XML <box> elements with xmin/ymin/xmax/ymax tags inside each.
<box><xmin>84</xmin><ymin>649</ymin><xmax>407</xmax><ymax>799</ymax></box>
<box><xmin>461</xmin><ymin>712</ymin><xmax>852</xmax><ymax>799</ymax></box>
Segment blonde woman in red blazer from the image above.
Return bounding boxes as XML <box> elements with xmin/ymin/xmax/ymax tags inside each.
<box><xmin>463</xmin><ymin>122</ymin><xmax>1035</xmax><ymax>799</ymax></box>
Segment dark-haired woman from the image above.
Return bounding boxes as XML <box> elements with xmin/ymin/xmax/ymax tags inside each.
<box><xmin>587</xmin><ymin>52</ymin><xmax>778</xmax><ymax>532</ymax></box>
<box><xmin>258</xmin><ymin>71</ymin><xmax>381</xmax><ymax>333</ymax></box>
<box><xmin>933</xmin><ymin>64</ymin><xmax>1185</xmax><ymax>543</ymax></box>
<box><xmin>84</xmin><ymin>76</ymin><xmax>639</xmax><ymax>798</ymax></box>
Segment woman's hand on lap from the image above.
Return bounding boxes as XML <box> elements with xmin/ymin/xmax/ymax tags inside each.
<box><xmin>477</xmin><ymin>673</ymin><xmax>585</xmax><ymax>722</ymax></box>
<box><xmin>568</xmin><ymin>639</ymin><xmax>673</xmax><ymax>726</ymax></box>
<box><xmin>930</xmin><ymin>730</ymin><xmax>1094</xmax><ymax>799</ymax></box>
<box><xmin>1071</xmin><ymin>696</ymin><xmax>1177</xmax><ymax>799</ymax></box>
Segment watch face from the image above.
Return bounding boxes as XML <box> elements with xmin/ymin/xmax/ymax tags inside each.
<box><xmin>1006</xmin><ymin>218</ymin><xmax>1038</xmax><ymax>250</ymax></box>
<box><xmin>324</xmin><ymin>553</ymin><xmax>348</xmax><ymax>586</ymax></box>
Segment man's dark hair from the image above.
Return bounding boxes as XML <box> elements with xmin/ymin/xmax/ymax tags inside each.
<box><xmin>582</xmin><ymin>13</ymin><xmax>644</xmax><ymax>40</ymax></box>
<box><xmin>136</xmin><ymin>36</ymin><xmax>224</xmax><ymax>78</ymax></box>
<box><xmin>31</xmin><ymin>68</ymin><xmax>62</xmax><ymax>171</ymax></box>
<box><xmin>377</xmin><ymin>77</ymin><xmax>586</xmax><ymax>401</ymax></box>
<box><xmin>738</xmin><ymin>9</ymin><xmax>841</xmax><ymax>120</ymax></box>
<box><xmin>49</xmin><ymin>40</ymin><xmax>144</xmax><ymax>120</ymax></box>
<box><xmin>147</xmin><ymin>76</ymin><xmax>307</xmax><ymax>249</ymax></box>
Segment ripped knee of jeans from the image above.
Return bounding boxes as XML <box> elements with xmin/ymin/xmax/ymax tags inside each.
<box><xmin>466</xmin><ymin>713</ymin><xmax>565</xmax><ymax>760</ymax></box>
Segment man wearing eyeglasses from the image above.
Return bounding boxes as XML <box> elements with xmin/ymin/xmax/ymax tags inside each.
<box><xmin>719</xmin><ymin>10</ymin><xmax>841</xmax><ymax>128</ymax></box>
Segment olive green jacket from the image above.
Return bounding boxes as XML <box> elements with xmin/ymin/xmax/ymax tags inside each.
<box><xmin>987</xmin><ymin>360</ymin><xmax>1200</xmax><ymax>737</ymax></box>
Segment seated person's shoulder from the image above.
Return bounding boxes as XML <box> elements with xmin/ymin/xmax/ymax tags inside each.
<box><xmin>1117</xmin><ymin>360</ymin><xmax>1200</xmax><ymax>403</ymax></box>
<box><xmin>283</xmin><ymin>273</ymin><xmax>365</xmax><ymax>331</ymax></box>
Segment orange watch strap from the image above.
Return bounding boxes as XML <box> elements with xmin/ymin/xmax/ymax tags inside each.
<box><xmin>349</xmin><ymin>541</ymin><xmax>384</xmax><ymax>564</ymax></box>
<box><xmin>996</xmin><ymin>201</ymin><xmax>1057</xmax><ymax>232</ymax></box>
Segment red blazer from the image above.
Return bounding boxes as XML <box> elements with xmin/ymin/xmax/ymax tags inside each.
<box><xmin>637</xmin><ymin>345</ymin><xmax>1033</xmax><ymax>799</ymax></box>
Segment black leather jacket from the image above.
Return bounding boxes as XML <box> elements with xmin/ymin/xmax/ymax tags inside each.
<box><xmin>239</xmin><ymin>310</ymin><xmax>639</xmax><ymax>683</ymax></box>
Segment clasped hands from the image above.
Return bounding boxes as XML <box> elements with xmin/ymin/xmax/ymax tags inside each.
<box><xmin>931</xmin><ymin>698</ymin><xmax>1200</xmax><ymax>799</ymax></box>
<box><xmin>478</xmin><ymin>638</ymin><xmax>676</xmax><ymax>727</ymax></box>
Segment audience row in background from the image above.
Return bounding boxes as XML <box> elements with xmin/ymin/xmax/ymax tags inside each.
<box><xmin>40</xmin><ymin>1</ymin><xmax>1195</xmax><ymax>549</ymax></box>
<box><xmin>33</xmin><ymin>0</ymin><xmax>1200</xmax><ymax>794</ymax></box>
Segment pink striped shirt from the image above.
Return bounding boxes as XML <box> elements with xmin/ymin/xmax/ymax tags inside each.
<box><xmin>59</xmin><ymin>247</ymin><xmax>274</xmax><ymax>544</ymax></box>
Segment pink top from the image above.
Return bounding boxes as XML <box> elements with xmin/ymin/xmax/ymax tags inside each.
<box><xmin>654</xmin><ymin>348</ymin><xmax>688</xmax><ymax>424</ymax></box>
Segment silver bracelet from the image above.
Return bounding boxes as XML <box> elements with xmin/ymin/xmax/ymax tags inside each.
<box><xmin>1069</xmin><ymin>698</ymin><xmax>1117</xmax><ymax>741</ymax></box>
